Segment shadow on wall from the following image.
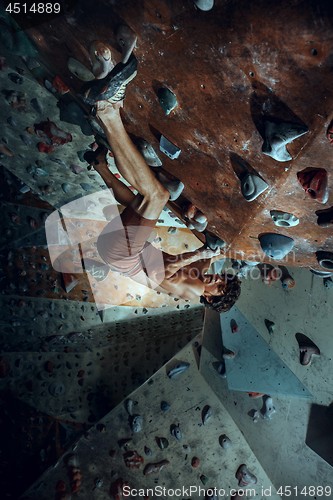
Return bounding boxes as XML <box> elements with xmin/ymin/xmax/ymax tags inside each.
<box><xmin>306</xmin><ymin>403</ymin><xmax>333</xmax><ymax>467</ymax></box>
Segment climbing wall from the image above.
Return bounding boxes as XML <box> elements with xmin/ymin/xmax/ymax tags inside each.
<box><xmin>4</xmin><ymin>0</ymin><xmax>332</xmax><ymax>270</ymax></box>
<box><xmin>22</xmin><ymin>340</ymin><xmax>280</xmax><ymax>500</ymax></box>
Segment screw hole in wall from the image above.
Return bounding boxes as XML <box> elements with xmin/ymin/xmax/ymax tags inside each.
<box><xmin>311</xmin><ymin>48</ymin><xmax>318</xmax><ymax>56</ymax></box>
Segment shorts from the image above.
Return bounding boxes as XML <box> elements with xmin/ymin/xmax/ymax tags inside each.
<box><xmin>96</xmin><ymin>205</ymin><xmax>164</xmax><ymax>279</ymax></box>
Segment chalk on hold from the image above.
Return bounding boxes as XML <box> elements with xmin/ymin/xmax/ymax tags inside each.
<box><xmin>259</xmin><ymin>233</ymin><xmax>295</xmax><ymax>260</ymax></box>
<box><xmin>194</xmin><ymin>0</ymin><xmax>214</xmax><ymax>11</ymax></box>
<box><xmin>262</xmin><ymin>120</ymin><xmax>308</xmax><ymax>162</ymax></box>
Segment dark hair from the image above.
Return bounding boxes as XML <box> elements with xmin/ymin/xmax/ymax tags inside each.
<box><xmin>200</xmin><ymin>274</ymin><xmax>241</xmax><ymax>313</ymax></box>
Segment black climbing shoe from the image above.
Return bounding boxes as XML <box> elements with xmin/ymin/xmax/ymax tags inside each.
<box><xmin>81</xmin><ymin>54</ymin><xmax>138</xmax><ymax>106</ymax></box>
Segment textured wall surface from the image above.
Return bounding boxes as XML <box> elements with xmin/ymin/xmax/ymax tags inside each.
<box><xmin>14</xmin><ymin>0</ymin><xmax>333</xmax><ymax>268</ymax></box>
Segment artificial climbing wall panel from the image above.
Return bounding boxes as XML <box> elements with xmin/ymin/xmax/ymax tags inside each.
<box><xmin>199</xmin><ymin>275</ymin><xmax>333</xmax><ymax>494</ymax></box>
<box><xmin>22</xmin><ymin>341</ymin><xmax>280</xmax><ymax>500</ymax></box>
<box><xmin>8</xmin><ymin>0</ymin><xmax>333</xmax><ymax>268</ymax></box>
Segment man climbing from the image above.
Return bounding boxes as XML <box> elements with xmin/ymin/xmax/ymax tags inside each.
<box><xmin>83</xmin><ymin>54</ymin><xmax>241</xmax><ymax>312</ymax></box>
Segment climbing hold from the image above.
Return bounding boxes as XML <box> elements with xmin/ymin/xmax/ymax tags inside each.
<box><xmin>202</xmin><ymin>405</ymin><xmax>212</xmax><ymax>424</ymax></box>
<box><xmin>52</xmin><ymin>75</ymin><xmax>70</xmax><ymax>94</ymax></box>
<box><xmin>261</xmin><ymin>396</ymin><xmax>276</xmax><ymax>419</ymax></box>
<box><xmin>130</xmin><ymin>414</ymin><xmax>143</xmax><ymax>433</ymax></box>
<box><xmin>279</xmin><ymin>265</ymin><xmax>295</xmax><ymax>289</ymax></box>
<box><xmin>160</xmin><ymin>135</ymin><xmax>181</xmax><ymax>159</ymax></box>
<box><xmin>7</xmin><ymin>116</ymin><xmax>17</xmax><ymax>127</ymax></box>
<box><xmin>30</xmin><ymin>97</ymin><xmax>43</xmax><ymax>114</ymax></box>
<box><xmin>219</xmin><ymin>434</ymin><xmax>232</xmax><ymax>449</ymax></box>
<box><xmin>144</xmin><ymin>446</ymin><xmax>152</xmax><ymax>456</ymax></box>
<box><xmin>136</xmin><ymin>138</ymin><xmax>162</xmax><ymax>167</ymax></box>
<box><xmin>264</xmin><ymin>319</ymin><xmax>275</xmax><ymax>334</ymax></box>
<box><xmin>2</xmin><ymin>89</ymin><xmax>26</xmax><ymax>111</ymax></box>
<box><xmin>143</xmin><ymin>460</ymin><xmax>169</xmax><ymax>476</ymax></box>
<box><xmin>183</xmin><ymin>203</ymin><xmax>208</xmax><ymax>232</ymax></box>
<box><xmin>230</xmin><ymin>319</ymin><xmax>238</xmax><ymax>333</ymax></box>
<box><xmin>259</xmin><ymin>233</ymin><xmax>295</xmax><ymax>260</ymax></box>
<box><xmin>61</xmin><ymin>183</ymin><xmax>72</xmax><ymax>194</ymax></box>
<box><xmin>297</xmin><ymin>167</ymin><xmax>328</xmax><ymax>204</ymax></box>
<box><xmin>200</xmin><ymin>474</ymin><xmax>208</xmax><ymax>485</ymax></box>
<box><xmin>170</xmin><ymin>424</ymin><xmax>182</xmax><ymax>440</ymax></box>
<box><xmin>204</xmin><ymin>231</ymin><xmax>226</xmax><ymax>251</ymax></box>
<box><xmin>80</xmin><ymin>183</ymin><xmax>94</xmax><ymax>191</ymax></box>
<box><xmin>123</xmin><ymin>450</ymin><xmax>144</xmax><ymax>469</ymax></box>
<box><xmin>216</xmin><ymin>360</ymin><xmax>226</xmax><ymax>378</ymax></box>
<box><xmin>68</xmin><ymin>57</ymin><xmax>95</xmax><ymax>81</ymax></box>
<box><xmin>157</xmin><ymin>87</ymin><xmax>178</xmax><ymax>115</ymax></box>
<box><xmin>222</xmin><ymin>348</ymin><xmax>237</xmax><ymax>359</ymax></box>
<box><xmin>296</xmin><ymin>332</ymin><xmax>320</xmax><ymax>366</ymax></box>
<box><xmin>160</xmin><ymin>400</ymin><xmax>170</xmax><ymax>412</ymax></box>
<box><xmin>241</xmin><ymin>172</ymin><xmax>268</xmax><ymax>201</ymax></box>
<box><xmin>316</xmin><ymin>207</ymin><xmax>333</xmax><ymax>227</ymax></box>
<box><xmin>155</xmin><ymin>436</ymin><xmax>169</xmax><ymax>449</ymax></box>
<box><xmin>326</xmin><ymin>120</ymin><xmax>333</xmax><ymax>143</ymax></box>
<box><xmin>194</xmin><ymin>0</ymin><xmax>214</xmax><ymax>11</ymax></box>
<box><xmin>316</xmin><ymin>250</ymin><xmax>333</xmax><ymax>270</ymax></box>
<box><xmin>191</xmin><ymin>456</ymin><xmax>200</xmax><ymax>468</ymax></box>
<box><xmin>310</xmin><ymin>267</ymin><xmax>333</xmax><ymax>277</ymax></box>
<box><xmin>8</xmin><ymin>72</ymin><xmax>23</xmax><ymax>84</ymax></box>
<box><xmin>270</xmin><ymin>210</ymin><xmax>299</xmax><ymax>228</ymax></box>
<box><xmin>90</xmin><ymin>41</ymin><xmax>115</xmax><ymax>79</ymax></box>
<box><xmin>124</xmin><ymin>398</ymin><xmax>135</xmax><ymax>415</ymax></box>
<box><xmin>156</xmin><ymin>172</ymin><xmax>184</xmax><ymax>201</ymax></box>
<box><xmin>48</xmin><ymin>382</ymin><xmax>65</xmax><ymax>397</ymax></box>
<box><xmin>323</xmin><ymin>277</ymin><xmax>333</xmax><ymax>288</ymax></box>
<box><xmin>262</xmin><ymin>120</ymin><xmax>308</xmax><ymax>161</ymax></box>
<box><xmin>167</xmin><ymin>361</ymin><xmax>190</xmax><ymax>378</ymax></box>
<box><xmin>0</xmin><ymin>144</ymin><xmax>14</xmax><ymax>156</ymax></box>
<box><xmin>248</xmin><ymin>392</ymin><xmax>265</xmax><ymax>398</ymax></box>
<box><xmin>116</xmin><ymin>25</ymin><xmax>137</xmax><ymax>64</ymax></box>
<box><xmin>235</xmin><ymin>464</ymin><xmax>257</xmax><ymax>487</ymax></box>
<box><xmin>70</xmin><ymin>163</ymin><xmax>85</xmax><ymax>174</ymax></box>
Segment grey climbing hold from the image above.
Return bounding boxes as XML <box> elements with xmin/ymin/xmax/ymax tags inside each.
<box><xmin>137</xmin><ymin>138</ymin><xmax>162</xmax><ymax>167</ymax></box>
<box><xmin>202</xmin><ymin>405</ymin><xmax>212</xmax><ymax>424</ymax></box>
<box><xmin>241</xmin><ymin>172</ymin><xmax>268</xmax><ymax>201</ymax></box>
<box><xmin>157</xmin><ymin>87</ymin><xmax>178</xmax><ymax>115</ymax></box>
<box><xmin>264</xmin><ymin>319</ymin><xmax>275</xmax><ymax>334</ymax></box>
<box><xmin>167</xmin><ymin>361</ymin><xmax>190</xmax><ymax>378</ymax></box>
<box><xmin>160</xmin><ymin>135</ymin><xmax>181</xmax><ymax>160</ymax></box>
<box><xmin>316</xmin><ymin>251</ymin><xmax>333</xmax><ymax>270</ymax></box>
<box><xmin>156</xmin><ymin>172</ymin><xmax>184</xmax><ymax>201</ymax></box>
<box><xmin>116</xmin><ymin>25</ymin><xmax>137</xmax><ymax>64</ymax></box>
<box><xmin>125</xmin><ymin>398</ymin><xmax>135</xmax><ymax>415</ymax></box>
<box><xmin>316</xmin><ymin>207</ymin><xmax>333</xmax><ymax>228</ymax></box>
<box><xmin>30</xmin><ymin>97</ymin><xmax>43</xmax><ymax>114</ymax></box>
<box><xmin>204</xmin><ymin>231</ymin><xmax>226</xmax><ymax>251</ymax></box>
<box><xmin>270</xmin><ymin>210</ymin><xmax>299</xmax><ymax>228</ymax></box>
<box><xmin>259</xmin><ymin>233</ymin><xmax>295</xmax><ymax>260</ymax></box>
<box><xmin>261</xmin><ymin>396</ymin><xmax>276</xmax><ymax>419</ymax></box>
<box><xmin>170</xmin><ymin>424</ymin><xmax>182</xmax><ymax>440</ymax></box>
<box><xmin>219</xmin><ymin>434</ymin><xmax>232</xmax><ymax>449</ymax></box>
<box><xmin>48</xmin><ymin>382</ymin><xmax>65</xmax><ymax>397</ymax></box>
<box><xmin>130</xmin><ymin>414</ymin><xmax>143</xmax><ymax>433</ymax></box>
<box><xmin>262</xmin><ymin>120</ymin><xmax>308</xmax><ymax>162</ymax></box>
<box><xmin>296</xmin><ymin>332</ymin><xmax>320</xmax><ymax>366</ymax></box>
<box><xmin>68</xmin><ymin>57</ymin><xmax>95</xmax><ymax>81</ymax></box>
<box><xmin>323</xmin><ymin>277</ymin><xmax>333</xmax><ymax>288</ymax></box>
<box><xmin>236</xmin><ymin>464</ymin><xmax>257</xmax><ymax>486</ymax></box>
<box><xmin>310</xmin><ymin>267</ymin><xmax>333</xmax><ymax>277</ymax></box>
<box><xmin>80</xmin><ymin>183</ymin><xmax>94</xmax><ymax>191</ymax></box>
<box><xmin>8</xmin><ymin>72</ymin><xmax>23</xmax><ymax>84</ymax></box>
<box><xmin>160</xmin><ymin>400</ymin><xmax>170</xmax><ymax>412</ymax></box>
<box><xmin>156</xmin><ymin>436</ymin><xmax>169</xmax><ymax>449</ymax></box>
<box><xmin>144</xmin><ymin>445</ymin><xmax>152</xmax><ymax>456</ymax></box>
<box><xmin>194</xmin><ymin>0</ymin><xmax>214</xmax><ymax>11</ymax></box>
<box><xmin>62</xmin><ymin>183</ymin><xmax>72</xmax><ymax>193</ymax></box>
